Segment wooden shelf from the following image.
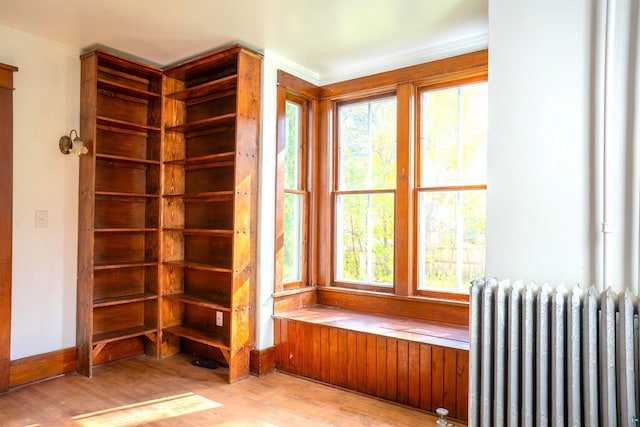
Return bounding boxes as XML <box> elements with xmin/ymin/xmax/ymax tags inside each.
<box><xmin>93</xmin><ymin>293</ymin><xmax>158</xmax><ymax>308</ymax></box>
<box><xmin>98</xmin><ymin>78</ymin><xmax>161</xmax><ymax>100</ymax></box>
<box><xmin>96</xmin><ymin>153</ymin><xmax>160</xmax><ymax>165</ymax></box>
<box><xmin>93</xmin><ymin>325</ymin><xmax>157</xmax><ymax>346</ymax></box>
<box><xmin>166</xmin><ymin>293</ymin><xmax>231</xmax><ymax>312</ymax></box>
<box><xmin>163</xmin><ymin>191</ymin><xmax>234</xmax><ymax>201</ymax></box>
<box><xmin>94</xmin><ymin>261</ymin><xmax>158</xmax><ymax>270</ymax></box>
<box><xmin>163</xmin><ymin>228</ymin><xmax>233</xmax><ymax>237</ymax></box>
<box><xmin>94</xmin><ymin>228</ymin><xmax>159</xmax><ymax>233</ymax></box>
<box><xmin>164</xmin><ymin>152</ymin><xmax>235</xmax><ymax>167</ymax></box>
<box><xmin>166</xmin><ymin>75</ymin><xmax>237</xmax><ymax>101</ymax></box>
<box><xmin>78</xmin><ymin>49</ymin><xmax>164</xmax><ymax>379</ymax></box>
<box><xmin>163</xmin><ymin>325</ymin><xmax>230</xmax><ymax>351</ymax></box>
<box><xmin>165</xmin><ymin>113</ymin><xmax>236</xmax><ymax>134</ymax></box>
<box><xmin>96</xmin><ymin>191</ymin><xmax>159</xmax><ymax>199</ymax></box>
<box><xmin>97</xmin><ymin>116</ymin><xmax>161</xmax><ymax>133</ymax></box>
<box><xmin>163</xmin><ymin>260</ymin><xmax>232</xmax><ymax>273</ymax></box>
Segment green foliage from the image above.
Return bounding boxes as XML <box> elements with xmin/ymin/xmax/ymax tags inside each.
<box><xmin>283</xmin><ymin>193</ymin><xmax>302</xmax><ymax>282</ymax></box>
<box><xmin>284</xmin><ymin>101</ymin><xmax>300</xmax><ymax>190</ymax></box>
<box><xmin>418</xmin><ymin>82</ymin><xmax>488</xmax><ymax>291</ymax></box>
<box><xmin>283</xmin><ymin>101</ymin><xmax>303</xmax><ymax>283</ymax></box>
<box><xmin>336</xmin><ymin>97</ymin><xmax>397</xmax><ymax>285</ymax></box>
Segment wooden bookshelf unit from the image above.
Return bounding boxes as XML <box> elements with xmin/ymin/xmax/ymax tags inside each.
<box><xmin>76</xmin><ymin>45</ymin><xmax>261</xmax><ymax>383</ymax></box>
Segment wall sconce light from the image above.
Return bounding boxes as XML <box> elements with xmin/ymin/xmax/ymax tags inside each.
<box><xmin>59</xmin><ymin>129</ymin><xmax>88</xmax><ymax>156</ymax></box>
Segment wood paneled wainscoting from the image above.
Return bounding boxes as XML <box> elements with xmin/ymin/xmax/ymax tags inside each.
<box><xmin>273</xmin><ymin>305</ymin><xmax>469</xmax><ymax>423</ymax></box>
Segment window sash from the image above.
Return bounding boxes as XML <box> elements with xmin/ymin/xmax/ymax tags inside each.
<box><xmin>334</xmin><ymin>191</ymin><xmax>395</xmax><ymax>287</ymax></box>
<box><xmin>284</xmin><ymin>100</ymin><xmax>302</xmax><ymax>191</ymax></box>
<box><xmin>275</xmin><ymin>78</ymin><xmax>311</xmax><ymax>292</ymax></box>
<box><xmin>336</xmin><ymin>96</ymin><xmax>397</xmax><ymax>192</ymax></box>
<box><xmin>415</xmin><ymin>81</ymin><xmax>487</xmax><ymax>294</ymax></box>
<box><xmin>283</xmin><ymin>191</ymin><xmax>307</xmax><ymax>285</ymax></box>
<box><xmin>416</xmin><ymin>188</ymin><xmax>486</xmax><ymax>292</ymax></box>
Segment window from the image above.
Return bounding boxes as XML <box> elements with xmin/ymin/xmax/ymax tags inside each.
<box><xmin>283</xmin><ymin>99</ymin><xmax>306</xmax><ymax>284</ymax></box>
<box><xmin>335</xmin><ymin>96</ymin><xmax>396</xmax><ymax>288</ymax></box>
<box><xmin>274</xmin><ymin>70</ymin><xmax>315</xmax><ymax>293</ymax></box>
<box><xmin>278</xmin><ymin>51</ymin><xmax>488</xmax><ymax>309</ymax></box>
<box><xmin>416</xmin><ymin>82</ymin><xmax>488</xmax><ymax>292</ymax></box>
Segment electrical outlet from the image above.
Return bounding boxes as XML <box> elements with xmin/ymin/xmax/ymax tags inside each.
<box><xmin>35</xmin><ymin>210</ymin><xmax>48</xmax><ymax>228</ymax></box>
<box><xmin>215</xmin><ymin>311</ymin><xmax>223</xmax><ymax>327</ymax></box>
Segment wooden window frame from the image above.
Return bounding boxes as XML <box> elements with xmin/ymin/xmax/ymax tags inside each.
<box><xmin>274</xmin><ymin>71</ymin><xmax>319</xmax><ymax>293</ymax></box>
<box><xmin>412</xmin><ymin>75</ymin><xmax>488</xmax><ymax>300</ymax></box>
<box><xmin>275</xmin><ymin>51</ymin><xmax>487</xmax><ymax>323</ymax></box>
<box><xmin>331</xmin><ymin>92</ymin><xmax>398</xmax><ymax>293</ymax></box>
<box><xmin>317</xmin><ymin>50</ymin><xmax>488</xmax><ymax>305</ymax></box>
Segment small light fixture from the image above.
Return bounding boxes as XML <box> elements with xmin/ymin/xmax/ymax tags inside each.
<box><xmin>59</xmin><ymin>129</ymin><xmax>88</xmax><ymax>156</ymax></box>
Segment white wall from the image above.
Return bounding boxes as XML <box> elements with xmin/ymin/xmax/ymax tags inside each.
<box><xmin>0</xmin><ymin>25</ymin><xmax>80</xmax><ymax>359</ymax></box>
<box><xmin>486</xmin><ymin>0</ymin><xmax>593</xmax><ymax>288</ymax></box>
<box><xmin>255</xmin><ymin>50</ymin><xmax>318</xmax><ymax>350</ymax></box>
<box><xmin>486</xmin><ymin>0</ymin><xmax>640</xmax><ymax>292</ymax></box>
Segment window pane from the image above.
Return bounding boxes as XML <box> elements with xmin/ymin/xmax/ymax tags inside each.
<box><xmin>338</xmin><ymin>97</ymin><xmax>397</xmax><ymax>190</ymax></box>
<box><xmin>417</xmin><ymin>190</ymin><xmax>486</xmax><ymax>291</ymax></box>
<box><xmin>283</xmin><ymin>192</ymin><xmax>303</xmax><ymax>283</ymax></box>
<box><xmin>420</xmin><ymin>83</ymin><xmax>487</xmax><ymax>187</ymax></box>
<box><xmin>285</xmin><ymin>101</ymin><xmax>301</xmax><ymax>190</ymax></box>
<box><xmin>335</xmin><ymin>193</ymin><xmax>394</xmax><ymax>286</ymax></box>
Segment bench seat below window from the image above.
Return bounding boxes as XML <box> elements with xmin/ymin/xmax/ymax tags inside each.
<box><xmin>273</xmin><ymin>305</ymin><xmax>469</xmax><ymax>423</ymax></box>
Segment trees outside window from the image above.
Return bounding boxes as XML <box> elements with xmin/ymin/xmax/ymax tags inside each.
<box><xmin>417</xmin><ymin>82</ymin><xmax>488</xmax><ymax>291</ymax></box>
<box><xmin>335</xmin><ymin>97</ymin><xmax>396</xmax><ymax>287</ymax></box>
<box><xmin>283</xmin><ymin>100</ymin><xmax>305</xmax><ymax>283</ymax></box>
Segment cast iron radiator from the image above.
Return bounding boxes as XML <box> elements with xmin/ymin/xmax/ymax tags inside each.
<box><xmin>469</xmin><ymin>278</ymin><xmax>640</xmax><ymax>426</ymax></box>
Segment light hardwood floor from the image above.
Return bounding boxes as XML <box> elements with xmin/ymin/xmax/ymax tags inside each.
<box><xmin>0</xmin><ymin>354</ymin><xmax>446</xmax><ymax>426</ymax></box>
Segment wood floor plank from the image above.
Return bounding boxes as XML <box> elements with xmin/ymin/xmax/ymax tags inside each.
<box><xmin>0</xmin><ymin>354</ymin><xmax>444</xmax><ymax>426</ymax></box>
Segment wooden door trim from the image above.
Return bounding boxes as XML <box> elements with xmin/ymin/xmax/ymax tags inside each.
<box><xmin>0</xmin><ymin>62</ymin><xmax>17</xmax><ymax>392</ymax></box>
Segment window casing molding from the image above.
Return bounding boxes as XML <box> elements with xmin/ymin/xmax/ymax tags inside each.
<box><xmin>331</xmin><ymin>93</ymin><xmax>398</xmax><ymax>292</ymax></box>
<box><xmin>275</xmin><ymin>50</ymin><xmax>487</xmax><ymax>316</ymax></box>
<box><xmin>317</xmin><ymin>50</ymin><xmax>488</xmax><ymax>301</ymax></box>
<box><xmin>413</xmin><ymin>74</ymin><xmax>488</xmax><ymax>298</ymax></box>
<box><xmin>274</xmin><ymin>71</ymin><xmax>318</xmax><ymax>293</ymax></box>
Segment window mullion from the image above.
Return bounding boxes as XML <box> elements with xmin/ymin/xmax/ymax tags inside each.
<box><xmin>395</xmin><ymin>82</ymin><xmax>413</xmax><ymax>296</ymax></box>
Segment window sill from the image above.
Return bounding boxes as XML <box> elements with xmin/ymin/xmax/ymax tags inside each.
<box><xmin>272</xmin><ymin>285</ymin><xmax>469</xmax><ymax>326</ymax></box>
<box><xmin>316</xmin><ymin>285</ymin><xmax>469</xmax><ymax>326</ymax></box>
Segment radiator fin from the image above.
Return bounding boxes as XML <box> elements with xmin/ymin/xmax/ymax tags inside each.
<box><xmin>470</xmin><ymin>279</ymin><xmax>640</xmax><ymax>426</ymax></box>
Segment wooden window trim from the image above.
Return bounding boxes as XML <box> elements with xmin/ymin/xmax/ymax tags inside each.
<box><xmin>412</xmin><ymin>73</ymin><xmax>488</xmax><ymax>300</ymax></box>
<box><xmin>332</xmin><ymin>93</ymin><xmax>397</xmax><ymax>291</ymax></box>
<box><xmin>274</xmin><ymin>71</ymin><xmax>318</xmax><ymax>293</ymax></box>
<box><xmin>276</xmin><ymin>51</ymin><xmax>487</xmax><ymax>319</ymax></box>
<box><xmin>318</xmin><ymin>50</ymin><xmax>487</xmax><ymax>304</ymax></box>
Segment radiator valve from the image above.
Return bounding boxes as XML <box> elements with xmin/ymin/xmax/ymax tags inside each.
<box><xmin>436</xmin><ymin>407</ymin><xmax>454</xmax><ymax>426</ymax></box>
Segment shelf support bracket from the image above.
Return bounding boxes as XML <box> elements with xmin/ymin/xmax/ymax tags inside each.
<box><xmin>92</xmin><ymin>343</ymin><xmax>106</xmax><ymax>361</ymax></box>
<box><xmin>145</xmin><ymin>332</ymin><xmax>158</xmax><ymax>344</ymax></box>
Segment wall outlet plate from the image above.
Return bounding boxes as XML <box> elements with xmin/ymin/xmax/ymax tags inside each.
<box><xmin>35</xmin><ymin>210</ymin><xmax>48</xmax><ymax>228</ymax></box>
<box><xmin>216</xmin><ymin>311</ymin><xmax>223</xmax><ymax>327</ymax></box>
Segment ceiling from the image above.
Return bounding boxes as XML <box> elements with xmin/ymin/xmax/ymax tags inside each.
<box><xmin>0</xmin><ymin>0</ymin><xmax>487</xmax><ymax>84</ymax></box>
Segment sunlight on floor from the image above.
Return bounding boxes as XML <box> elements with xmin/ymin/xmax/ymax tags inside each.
<box><xmin>72</xmin><ymin>392</ymin><xmax>221</xmax><ymax>426</ymax></box>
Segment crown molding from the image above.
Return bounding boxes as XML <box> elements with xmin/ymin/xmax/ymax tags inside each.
<box><xmin>319</xmin><ymin>32</ymin><xmax>489</xmax><ymax>86</ymax></box>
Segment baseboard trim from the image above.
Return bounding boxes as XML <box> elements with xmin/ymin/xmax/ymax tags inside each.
<box><xmin>250</xmin><ymin>346</ymin><xmax>275</xmax><ymax>377</ymax></box>
<box><xmin>10</xmin><ymin>347</ymin><xmax>77</xmax><ymax>388</ymax></box>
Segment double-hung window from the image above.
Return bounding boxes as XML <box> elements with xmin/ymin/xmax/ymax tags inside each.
<box><xmin>274</xmin><ymin>70</ymin><xmax>314</xmax><ymax>293</ymax></box>
<box><xmin>416</xmin><ymin>81</ymin><xmax>488</xmax><ymax>292</ymax></box>
<box><xmin>334</xmin><ymin>96</ymin><xmax>397</xmax><ymax>288</ymax></box>
<box><xmin>274</xmin><ymin>51</ymin><xmax>488</xmax><ymax>305</ymax></box>
<box><xmin>283</xmin><ymin>98</ymin><xmax>308</xmax><ymax>285</ymax></box>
